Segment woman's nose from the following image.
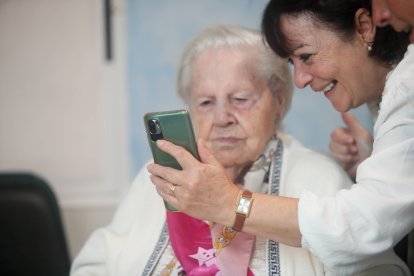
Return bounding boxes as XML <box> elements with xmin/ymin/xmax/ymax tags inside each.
<box><xmin>293</xmin><ymin>64</ymin><xmax>313</xmax><ymax>89</ymax></box>
<box><xmin>213</xmin><ymin>103</ymin><xmax>236</xmax><ymax>126</ymax></box>
<box><xmin>372</xmin><ymin>0</ymin><xmax>392</xmax><ymax>27</ymax></box>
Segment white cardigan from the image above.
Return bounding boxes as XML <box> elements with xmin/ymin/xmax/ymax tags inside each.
<box><xmin>300</xmin><ymin>45</ymin><xmax>414</xmax><ymax>276</ymax></box>
<box><xmin>71</xmin><ymin>135</ymin><xmax>406</xmax><ymax>275</ymax></box>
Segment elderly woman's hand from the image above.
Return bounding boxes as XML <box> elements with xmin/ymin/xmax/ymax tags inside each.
<box><xmin>147</xmin><ymin>139</ymin><xmax>240</xmax><ymax>225</ymax></box>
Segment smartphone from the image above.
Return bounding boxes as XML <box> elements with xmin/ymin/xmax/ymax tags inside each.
<box><xmin>144</xmin><ymin>109</ymin><xmax>200</xmax><ymax>211</ymax></box>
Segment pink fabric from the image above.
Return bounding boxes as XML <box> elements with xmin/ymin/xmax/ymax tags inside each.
<box><xmin>211</xmin><ymin>224</ymin><xmax>255</xmax><ymax>276</ymax></box>
<box><xmin>166</xmin><ymin>211</ymin><xmax>255</xmax><ymax>275</ymax></box>
<box><xmin>166</xmin><ymin>211</ymin><xmax>219</xmax><ymax>275</ymax></box>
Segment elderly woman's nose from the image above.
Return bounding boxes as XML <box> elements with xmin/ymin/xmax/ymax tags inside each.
<box><xmin>293</xmin><ymin>65</ymin><xmax>313</xmax><ymax>89</ymax></box>
<box><xmin>213</xmin><ymin>103</ymin><xmax>236</xmax><ymax>125</ymax></box>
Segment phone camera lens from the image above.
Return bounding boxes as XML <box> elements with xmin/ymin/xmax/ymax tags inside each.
<box><xmin>148</xmin><ymin>119</ymin><xmax>161</xmax><ymax>135</ymax></box>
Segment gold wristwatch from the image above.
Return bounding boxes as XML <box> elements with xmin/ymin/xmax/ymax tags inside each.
<box><xmin>233</xmin><ymin>189</ymin><xmax>253</xmax><ymax>232</ymax></box>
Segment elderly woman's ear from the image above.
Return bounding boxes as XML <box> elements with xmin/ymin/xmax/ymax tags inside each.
<box><xmin>355</xmin><ymin>8</ymin><xmax>377</xmax><ymax>46</ymax></box>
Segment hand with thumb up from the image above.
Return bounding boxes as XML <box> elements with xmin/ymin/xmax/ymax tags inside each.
<box><xmin>329</xmin><ymin>112</ymin><xmax>373</xmax><ymax>180</ymax></box>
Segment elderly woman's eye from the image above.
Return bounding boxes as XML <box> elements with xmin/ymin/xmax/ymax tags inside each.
<box><xmin>200</xmin><ymin>100</ymin><xmax>212</xmax><ymax>106</ymax></box>
<box><xmin>232</xmin><ymin>96</ymin><xmax>256</xmax><ymax>109</ymax></box>
<box><xmin>234</xmin><ymin>97</ymin><xmax>248</xmax><ymax>102</ymax></box>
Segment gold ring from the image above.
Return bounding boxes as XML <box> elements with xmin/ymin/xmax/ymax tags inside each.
<box><xmin>169</xmin><ymin>183</ymin><xmax>176</xmax><ymax>197</ymax></box>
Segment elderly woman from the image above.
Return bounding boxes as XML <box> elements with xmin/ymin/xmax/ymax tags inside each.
<box><xmin>71</xmin><ymin>25</ymin><xmax>354</xmax><ymax>275</ymax></box>
<box><xmin>148</xmin><ymin>1</ymin><xmax>413</xmax><ymax>275</ymax></box>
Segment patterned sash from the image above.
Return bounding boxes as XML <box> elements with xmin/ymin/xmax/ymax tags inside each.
<box><xmin>153</xmin><ymin>137</ymin><xmax>284</xmax><ymax>276</ymax></box>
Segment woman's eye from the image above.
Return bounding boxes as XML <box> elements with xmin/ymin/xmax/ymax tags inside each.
<box><xmin>232</xmin><ymin>96</ymin><xmax>255</xmax><ymax>109</ymax></box>
<box><xmin>299</xmin><ymin>54</ymin><xmax>312</xmax><ymax>62</ymax></box>
<box><xmin>199</xmin><ymin>100</ymin><xmax>212</xmax><ymax>106</ymax></box>
<box><xmin>196</xmin><ymin>99</ymin><xmax>214</xmax><ymax>111</ymax></box>
<box><xmin>234</xmin><ymin>97</ymin><xmax>247</xmax><ymax>103</ymax></box>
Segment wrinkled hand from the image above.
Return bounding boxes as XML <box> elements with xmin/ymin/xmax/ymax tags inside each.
<box><xmin>147</xmin><ymin>139</ymin><xmax>239</xmax><ymax>225</ymax></box>
<box><xmin>329</xmin><ymin>112</ymin><xmax>373</xmax><ymax>179</ymax></box>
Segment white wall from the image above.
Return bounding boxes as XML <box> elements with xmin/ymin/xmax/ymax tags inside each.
<box><xmin>0</xmin><ymin>0</ymin><xmax>129</xmax><ymax>259</ymax></box>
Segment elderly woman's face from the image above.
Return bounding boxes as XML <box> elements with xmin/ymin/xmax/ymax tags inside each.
<box><xmin>188</xmin><ymin>48</ymin><xmax>281</xmax><ymax>169</ymax></box>
<box><xmin>280</xmin><ymin>14</ymin><xmax>386</xmax><ymax>112</ymax></box>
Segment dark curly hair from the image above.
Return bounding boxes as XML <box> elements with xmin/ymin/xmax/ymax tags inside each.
<box><xmin>261</xmin><ymin>0</ymin><xmax>409</xmax><ymax>66</ymax></box>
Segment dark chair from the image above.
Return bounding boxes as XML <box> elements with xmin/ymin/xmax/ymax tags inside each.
<box><xmin>407</xmin><ymin>230</ymin><xmax>414</xmax><ymax>274</ymax></box>
<box><xmin>0</xmin><ymin>173</ymin><xmax>71</xmax><ymax>276</ymax></box>
<box><xmin>395</xmin><ymin>234</ymin><xmax>409</xmax><ymax>263</ymax></box>
<box><xmin>394</xmin><ymin>231</ymin><xmax>414</xmax><ymax>274</ymax></box>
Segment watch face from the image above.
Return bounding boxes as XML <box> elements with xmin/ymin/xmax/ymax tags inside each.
<box><xmin>237</xmin><ymin>197</ymin><xmax>252</xmax><ymax>214</ymax></box>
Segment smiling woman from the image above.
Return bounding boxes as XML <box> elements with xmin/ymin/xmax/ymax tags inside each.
<box><xmin>145</xmin><ymin>1</ymin><xmax>413</xmax><ymax>275</ymax></box>
<box><xmin>262</xmin><ymin>1</ymin><xmax>408</xmax><ymax>112</ymax></box>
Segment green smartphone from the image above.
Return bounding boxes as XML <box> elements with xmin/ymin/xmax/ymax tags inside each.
<box><xmin>144</xmin><ymin>109</ymin><xmax>200</xmax><ymax>211</ymax></box>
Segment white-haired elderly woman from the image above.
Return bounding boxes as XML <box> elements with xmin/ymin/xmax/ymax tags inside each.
<box><xmin>71</xmin><ymin>25</ymin><xmax>352</xmax><ymax>276</ymax></box>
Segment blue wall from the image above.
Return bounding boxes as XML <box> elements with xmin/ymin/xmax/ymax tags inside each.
<box><xmin>126</xmin><ymin>0</ymin><xmax>373</xmax><ymax>178</ymax></box>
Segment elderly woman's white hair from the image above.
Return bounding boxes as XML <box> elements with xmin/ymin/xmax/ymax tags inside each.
<box><xmin>177</xmin><ymin>24</ymin><xmax>293</xmax><ymax>121</ymax></box>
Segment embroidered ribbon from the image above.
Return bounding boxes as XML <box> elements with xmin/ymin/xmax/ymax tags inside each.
<box><xmin>211</xmin><ymin>224</ymin><xmax>255</xmax><ymax>276</ymax></box>
<box><xmin>166</xmin><ymin>211</ymin><xmax>254</xmax><ymax>275</ymax></box>
<box><xmin>166</xmin><ymin>211</ymin><xmax>219</xmax><ymax>275</ymax></box>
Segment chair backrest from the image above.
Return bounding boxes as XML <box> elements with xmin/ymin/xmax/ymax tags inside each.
<box><xmin>0</xmin><ymin>173</ymin><xmax>71</xmax><ymax>276</ymax></box>
<box><xmin>395</xmin><ymin>234</ymin><xmax>408</xmax><ymax>263</ymax></box>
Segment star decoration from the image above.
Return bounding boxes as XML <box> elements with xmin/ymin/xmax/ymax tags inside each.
<box><xmin>189</xmin><ymin>247</ymin><xmax>217</xmax><ymax>266</ymax></box>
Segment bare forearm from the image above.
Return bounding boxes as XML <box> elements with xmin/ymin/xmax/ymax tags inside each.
<box><xmin>220</xmin><ymin>192</ymin><xmax>302</xmax><ymax>247</ymax></box>
<box><xmin>248</xmin><ymin>194</ymin><xmax>301</xmax><ymax>246</ymax></box>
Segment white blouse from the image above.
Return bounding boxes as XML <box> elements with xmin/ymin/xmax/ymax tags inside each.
<box><xmin>299</xmin><ymin>44</ymin><xmax>414</xmax><ymax>275</ymax></box>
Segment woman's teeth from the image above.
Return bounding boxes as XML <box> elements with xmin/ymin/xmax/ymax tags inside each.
<box><xmin>322</xmin><ymin>82</ymin><xmax>335</xmax><ymax>93</ymax></box>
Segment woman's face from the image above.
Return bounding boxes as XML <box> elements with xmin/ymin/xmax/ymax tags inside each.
<box><xmin>372</xmin><ymin>0</ymin><xmax>414</xmax><ymax>42</ymax></box>
<box><xmin>280</xmin><ymin>14</ymin><xmax>387</xmax><ymax>112</ymax></box>
<box><xmin>188</xmin><ymin>48</ymin><xmax>282</xmax><ymax>169</ymax></box>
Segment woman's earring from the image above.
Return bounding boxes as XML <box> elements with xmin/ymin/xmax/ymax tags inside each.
<box><xmin>366</xmin><ymin>42</ymin><xmax>373</xmax><ymax>52</ymax></box>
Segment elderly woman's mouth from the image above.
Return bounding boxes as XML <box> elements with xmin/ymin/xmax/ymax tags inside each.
<box><xmin>214</xmin><ymin>137</ymin><xmax>242</xmax><ymax>144</ymax></box>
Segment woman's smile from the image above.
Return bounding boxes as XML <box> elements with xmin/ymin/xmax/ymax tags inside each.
<box><xmin>321</xmin><ymin>80</ymin><xmax>337</xmax><ymax>98</ymax></box>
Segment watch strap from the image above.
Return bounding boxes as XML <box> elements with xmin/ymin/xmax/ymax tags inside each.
<box><xmin>233</xmin><ymin>190</ymin><xmax>253</xmax><ymax>232</ymax></box>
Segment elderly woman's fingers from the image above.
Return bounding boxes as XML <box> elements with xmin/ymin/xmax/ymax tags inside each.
<box><xmin>149</xmin><ymin>174</ymin><xmax>180</xmax><ymax>208</ymax></box>
<box><xmin>156</xmin><ymin>139</ymin><xmax>198</xmax><ymax>169</ymax></box>
<box><xmin>147</xmin><ymin>163</ymin><xmax>184</xmax><ymax>187</ymax></box>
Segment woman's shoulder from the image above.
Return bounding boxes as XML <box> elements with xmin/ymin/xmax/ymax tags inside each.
<box><xmin>382</xmin><ymin>44</ymin><xmax>414</xmax><ymax>98</ymax></box>
<box><xmin>280</xmin><ymin>133</ymin><xmax>340</xmax><ymax>166</ymax></box>
<box><xmin>127</xmin><ymin>160</ymin><xmax>164</xmax><ymax>212</ymax></box>
<box><xmin>279</xmin><ymin>133</ymin><xmax>352</xmax><ymax>194</ymax></box>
